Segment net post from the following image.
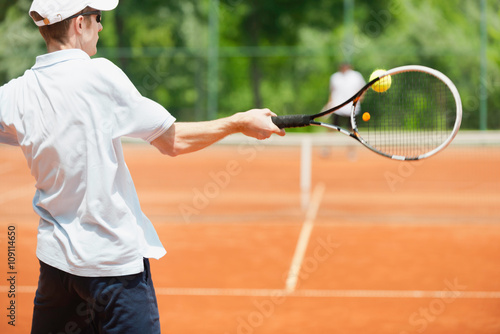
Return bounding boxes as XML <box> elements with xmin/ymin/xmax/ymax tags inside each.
<box><xmin>207</xmin><ymin>0</ymin><xmax>219</xmax><ymax>120</ymax></box>
<box><xmin>300</xmin><ymin>136</ymin><xmax>312</xmax><ymax>211</ymax></box>
<box><xmin>479</xmin><ymin>0</ymin><xmax>488</xmax><ymax>131</ymax></box>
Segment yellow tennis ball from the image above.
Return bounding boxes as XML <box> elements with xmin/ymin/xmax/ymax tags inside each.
<box><xmin>362</xmin><ymin>112</ymin><xmax>371</xmax><ymax>122</ymax></box>
<box><xmin>369</xmin><ymin>69</ymin><xmax>392</xmax><ymax>93</ymax></box>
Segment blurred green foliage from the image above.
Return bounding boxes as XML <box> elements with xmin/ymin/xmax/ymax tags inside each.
<box><xmin>1</xmin><ymin>0</ymin><xmax>499</xmax><ymax>129</ymax></box>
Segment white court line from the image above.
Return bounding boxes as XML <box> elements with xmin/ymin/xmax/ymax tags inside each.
<box><xmin>285</xmin><ymin>182</ymin><xmax>325</xmax><ymax>293</ymax></box>
<box><xmin>2</xmin><ymin>286</ymin><xmax>500</xmax><ymax>299</ymax></box>
<box><xmin>155</xmin><ymin>288</ymin><xmax>500</xmax><ymax>299</ymax></box>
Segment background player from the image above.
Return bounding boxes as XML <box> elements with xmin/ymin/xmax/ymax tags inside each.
<box><xmin>325</xmin><ymin>63</ymin><xmax>366</xmax><ymax>129</ymax></box>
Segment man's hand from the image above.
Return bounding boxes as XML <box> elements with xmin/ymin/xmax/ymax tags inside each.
<box><xmin>234</xmin><ymin>108</ymin><xmax>286</xmax><ymax>140</ymax></box>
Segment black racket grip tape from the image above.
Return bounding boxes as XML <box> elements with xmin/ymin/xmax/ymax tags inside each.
<box><xmin>272</xmin><ymin>115</ymin><xmax>311</xmax><ymax>128</ymax></box>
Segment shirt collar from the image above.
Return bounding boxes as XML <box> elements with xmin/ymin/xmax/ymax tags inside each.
<box><xmin>33</xmin><ymin>49</ymin><xmax>90</xmax><ymax>69</ymax></box>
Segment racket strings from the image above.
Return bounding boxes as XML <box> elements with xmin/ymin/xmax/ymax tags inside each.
<box><xmin>354</xmin><ymin>71</ymin><xmax>456</xmax><ymax>159</ymax></box>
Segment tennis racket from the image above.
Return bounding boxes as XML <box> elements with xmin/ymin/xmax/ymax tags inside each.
<box><xmin>272</xmin><ymin>65</ymin><xmax>462</xmax><ymax>160</ymax></box>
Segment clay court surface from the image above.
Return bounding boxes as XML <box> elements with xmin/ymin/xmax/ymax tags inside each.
<box><xmin>1</xmin><ymin>132</ymin><xmax>499</xmax><ymax>333</ymax></box>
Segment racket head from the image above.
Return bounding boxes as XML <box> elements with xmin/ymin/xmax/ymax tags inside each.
<box><xmin>350</xmin><ymin>65</ymin><xmax>462</xmax><ymax>160</ymax></box>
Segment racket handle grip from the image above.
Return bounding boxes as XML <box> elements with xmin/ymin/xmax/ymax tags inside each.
<box><xmin>272</xmin><ymin>115</ymin><xmax>311</xmax><ymax>128</ymax></box>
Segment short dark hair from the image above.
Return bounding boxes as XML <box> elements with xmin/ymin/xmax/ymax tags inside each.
<box><xmin>30</xmin><ymin>7</ymin><xmax>92</xmax><ymax>45</ymax></box>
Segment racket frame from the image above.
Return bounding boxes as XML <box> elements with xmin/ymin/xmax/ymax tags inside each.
<box><xmin>274</xmin><ymin>65</ymin><xmax>463</xmax><ymax>161</ymax></box>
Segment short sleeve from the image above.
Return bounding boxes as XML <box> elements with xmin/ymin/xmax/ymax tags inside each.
<box><xmin>93</xmin><ymin>59</ymin><xmax>175</xmax><ymax>142</ymax></box>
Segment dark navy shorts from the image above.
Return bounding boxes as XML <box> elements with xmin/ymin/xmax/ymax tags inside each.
<box><xmin>30</xmin><ymin>259</ymin><xmax>160</xmax><ymax>334</ymax></box>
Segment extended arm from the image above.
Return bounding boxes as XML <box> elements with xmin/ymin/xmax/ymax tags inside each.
<box><xmin>151</xmin><ymin>108</ymin><xmax>285</xmax><ymax>156</ymax></box>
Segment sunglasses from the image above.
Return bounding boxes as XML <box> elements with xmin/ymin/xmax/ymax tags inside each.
<box><xmin>67</xmin><ymin>11</ymin><xmax>102</xmax><ymax>23</ymax></box>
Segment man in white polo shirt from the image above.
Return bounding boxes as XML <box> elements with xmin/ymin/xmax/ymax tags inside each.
<box><xmin>325</xmin><ymin>63</ymin><xmax>366</xmax><ymax>129</ymax></box>
<box><xmin>0</xmin><ymin>1</ymin><xmax>285</xmax><ymax>333</ymax></box>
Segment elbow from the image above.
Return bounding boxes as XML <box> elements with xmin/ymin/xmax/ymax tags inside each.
<box><xmin>166</xmin><ymin>148</ymin><xmax>180</xmax><ymax>157</ymax></box>
<box><xmin>151</xmin><ymin>132</ymin><xmax>181</xmax><ymax>157</ymax></box>
<box><xmin>156</xmin><ymin>144</ymin><xmax>180</xmax><ymax>157</ymax></box>
<box><xmin>151</xmin><ymin>140</ymin><xmax>180</xmax><ymax>157</ymax></box>
<box><xmin>151</xmin><ymin>124</ymin><xmax>183</xmax><ymax>157</ymax></box>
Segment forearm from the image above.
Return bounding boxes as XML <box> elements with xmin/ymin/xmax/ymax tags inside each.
<box><xmin>153</xmin><ymin>115</ymin><xmax>240</xmax><ymax>156</ymax></box>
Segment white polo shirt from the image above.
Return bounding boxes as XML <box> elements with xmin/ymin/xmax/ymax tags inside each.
<box><xmin>0</xmin><ymin>49</ymin><xmax>175</xmax><ymax>276</ymax></box>
<box><xmin>329</xmin><ymin>69</ymin><xmax>366</xmax><ymax>117</ymax></box>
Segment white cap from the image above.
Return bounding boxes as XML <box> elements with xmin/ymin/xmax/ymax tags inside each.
<box><xmin>29</xmin><ymin>0</ymin><xmax>119</xmax><ymax>26</ymax></box>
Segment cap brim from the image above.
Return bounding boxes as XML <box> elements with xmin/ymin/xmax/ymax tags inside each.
<box><xmin>88</xmin><ymin>0</ymin><xmax>119</xmax><ymax>11</ymax></box>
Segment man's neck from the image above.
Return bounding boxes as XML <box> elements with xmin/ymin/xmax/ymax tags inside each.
<box><xmin>46</xmin><ymin>34</ymin><xmax>80</xmax><ymax>54</ymax></box>
<box><xmin>47</xmin><ymin>44</ymin><xmax>74</xmax><ymax>54</ymax></box>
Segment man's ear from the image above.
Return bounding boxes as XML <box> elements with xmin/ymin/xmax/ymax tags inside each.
<box><xmin>73</xmin><ymin>16</ymin><xmax>85</xmax><ymax>34</ymax></box>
